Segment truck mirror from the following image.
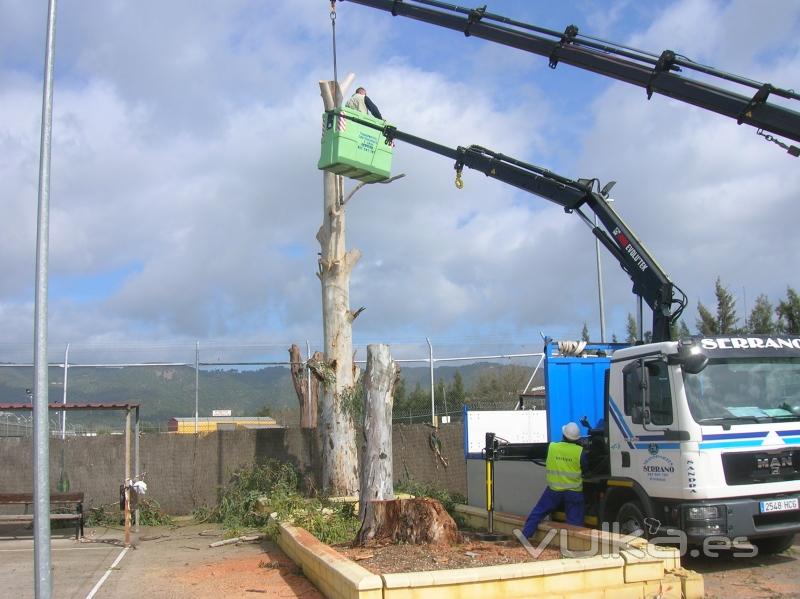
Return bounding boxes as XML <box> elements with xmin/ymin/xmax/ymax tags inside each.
<box><xmin>682</xmin><ymin>353</ymin><xmax>708</xmax><ymax>374</ymax></box>
<box><xmin>670</xmin><ymin>341</ymin><xmax>709</xmax><ymax>374</ymax></box>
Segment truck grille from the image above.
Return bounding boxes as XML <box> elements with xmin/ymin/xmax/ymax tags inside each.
<box><xmin>722</xmin><ymin>449</ymin><xmax>800</xmax><ymax>486</ymax></box>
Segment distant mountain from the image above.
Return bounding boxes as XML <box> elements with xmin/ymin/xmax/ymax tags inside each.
<box><xmin>0</xmin><ymin>361</ymin><xmax>542</xmax><ymax>431</ymax></box>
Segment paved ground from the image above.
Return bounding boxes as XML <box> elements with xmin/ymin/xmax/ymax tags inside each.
<box><xmin>686</xmin><ymin>534</ymin><xmax>800</xmax><ymax>599</ymax></box>
<box><xmin>0</xmin><ymin>522</ymin><xmax>322</xmax><ymax>599</ymax></box>
<box><xmin>2</xmin><ymin>523</ymin><xmax>799</xmax><ymax>598</ymax></box>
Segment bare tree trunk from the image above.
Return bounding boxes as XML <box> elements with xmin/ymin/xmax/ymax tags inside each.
<box><xmin>356</xmin><ymin>344</ymin><xmax>397</xmax><ymax>544</ymax></box>
<box><xmin>288</xmin><ymin>344</ymin><xmax>321</xmax><ymax>429</ymax></box>
<box><xmin>317</xmin><ymin>79</ymin><xmax>360</xmax><ymax>496</ymax></box>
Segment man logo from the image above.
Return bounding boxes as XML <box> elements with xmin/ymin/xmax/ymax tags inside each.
<box><xmin>756</xmin><ymin>455</ymin><xmax>792</xmax><ymax>475</ymax></box>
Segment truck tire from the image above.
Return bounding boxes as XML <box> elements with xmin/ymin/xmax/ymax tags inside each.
<box><xmin>752</xmin><ymin>534</ymin><xmax>794</xmax><ymax>555</ymax></box>
<box><xmin>616</xmin><ymin>501</ymin><xmax>648</xmax><ymax>538</ymax></box>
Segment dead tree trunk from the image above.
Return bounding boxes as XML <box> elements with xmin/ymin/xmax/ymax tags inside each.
<box><xmin>317</xmin><ymin>79</ymin><xmax>360</xmax><ymax>496</ymax></box>
<box><xmin>288</xmin><ymin>344</ymin><xmax>321</xmax><ymax>429</ymax></box>
<box><xmin>355</xmin><ymin>498</ymin><xmax>460</xmax><ymax>546</ymax></box>
<box><xmin>355</xmin><ymin>344</ymin><xmax>397</xmax><ymax>544</ymax></box>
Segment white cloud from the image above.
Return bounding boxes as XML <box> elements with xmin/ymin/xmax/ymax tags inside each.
<box><xmin>1</xmin><ymin>0</ymin><xmax>798</xmax><ymax>356</ymax></box>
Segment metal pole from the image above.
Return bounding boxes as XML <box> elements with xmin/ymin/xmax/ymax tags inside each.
<box><xmin>134</xmin><ymin>406</ymin><xmax>140</xmax><ymax>530</ymax></box>
<box><xmin>594</xmin><ymin>214</ymin><xmax>606</xmax><ymax>343</ymax></box>
<box><xmin>124</xmin><ymin>408</ymin><xmax>131</xmax><ymax>547</ymax></box>
<box><xmin>637</xmin><ymin>297</ymin><xmax>644</xmax><ymax>342</ymax></box>
<box><xmin>426</xmin><ymin>337</ymin><xmax>435</xmax><ymax>426</ymax></box>
<box><xmin>194</xmin><ymin>341</ymin><xmax>199</xmax><ymax>434</ymax></box>
<box><xmin>61</xmin><ymin>343</ymin><xmax>69</xmax><ymax>439</ymax></box>
<box><xmin>33</xmin><ymin>0</ymin><xmax>58</xmax><ymax>595</ymax></box>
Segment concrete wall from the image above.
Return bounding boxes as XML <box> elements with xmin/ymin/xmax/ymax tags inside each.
<box><xmin>0</xmin><ymin>422</ymin><xmax>466</xmax><ymax>515</ymax></box>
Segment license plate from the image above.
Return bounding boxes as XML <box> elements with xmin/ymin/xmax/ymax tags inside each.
<box><xmin>759</xmin><ymin>498</ymin><xmax>799</xmax><ymax>513</ymax></box>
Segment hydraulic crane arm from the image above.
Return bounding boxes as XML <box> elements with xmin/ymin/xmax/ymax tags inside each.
<box><xmin>341</xmin><ymin>112</ymin><xmax>686</xmax><ymax>341</ymax></box>
<box><xmin>342</xmin><ymin>0</ymin><xmax>800</xmax><ymax>153</ymax></box>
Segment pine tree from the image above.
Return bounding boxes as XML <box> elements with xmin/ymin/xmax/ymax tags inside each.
<box><xmin>435</xmin><ymin>378</ymin><xmax>446</xmax><ymax>411</ymax></box>
<box><xmin>715</xmin><ymin>277</ymin><xmax>739</xmax><ymax>333</ymax></box>
<box><xmin>611</xmin><ymin>333</ymin><xmax>618</xmax><ymax>343</ymax></box>
<box><xmin>392</xmin><ymin>376</ymin><xmax>407</xmax><ymax>413</ymax></box>
<box><xmin>449</xmin><ymin>371</ymin><xmax>466</xmax><ymax>405</ymax></box>
<box><xmin>679</xmin><ymin>321</ymin><xmax>692</xmax><ymax>338</ymax></box>
<box><xmin>697</xmin><ymin>301</ymin><xmax>718</xmax><ymax>335</ymax></box>
<box><xmin>625</xmin><ymin>313</ymin><xmax>638</xmax><ymax>344</ymax></box>
<box><xmin>581</xmin><ymin>322</ymin><xmax>590</xmax><ymax>342</ymax></box>
<box><xmin>748</xmin><ymin>294</ymin><xmax>777</xmax><ymax>334</ymax></box>
<box><xmin>777</xmin><ymin>286</ymin><xmax>800</xmax><ymax>334</ymax></box>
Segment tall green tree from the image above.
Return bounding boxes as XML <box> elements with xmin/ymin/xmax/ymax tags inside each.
<box><xmin>435</xmin><ymin>378</ymin><xmax>447</xmax><ymax>411</ymax></box>
<box><xmin>668</xmin><ymin>319</ymin><xmax>691</xmax><ymax>340</ymax></box>
<box><xmin>407</xmin><ymin>382</ymin><xmax>429</xmax><ymax>413</ymax></box>
<box><xmin>777</xmin><ymin>286</ymin><xmax>800</xmax><ymax>334</ymax></box>
<box><xmin>696</xmin><ymin>301</ymin><xmax>718</xmax><ymax>335</ymax></box>
<box><xmin>697</xmin><ymin>277</ymin><xmax>739</xmax><ymax>335</ymax></box>
<box><xmin>394</xmin><ymin>375</ymin><xmax>407</xmax><ymax>407</ymax></box>
<box><xmin>748</xmin><ymin>294</ymin><xmax>778</xmax><ymax>334</ymax></box>
<box><xmin>625</xmin><ymin>313</ymin><xmax>638</xmax><ymax>344</ymax></box>
<box><xmin>715</xmin><ymin>277</ymin><xmax>739</xmax><ymax>333</ymax></box>
<box><xmin>470</xmin><ymin>365</ymin><xmax>529</xmax><ymax>407</ymax></box>
<box><xmin>581</xmin><ymin>322</ymin><xmax>590</xmax><ymax>342</ymax></box>
<box><xmin>449</xmin><ymin>371</ymin><xmax>465</xmax><ymax>405</ymax></box>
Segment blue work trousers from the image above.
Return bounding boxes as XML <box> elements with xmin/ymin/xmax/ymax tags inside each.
<box><xmin>521</xmin><ymin>487</ymin><xmax>584</xmax><ymax>538</ymax></box>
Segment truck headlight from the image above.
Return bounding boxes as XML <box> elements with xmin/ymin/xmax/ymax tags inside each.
<box><xmin>686</xmin><ymin>506</ymin><xmax>721</xmax><ymax>520</ymax></box>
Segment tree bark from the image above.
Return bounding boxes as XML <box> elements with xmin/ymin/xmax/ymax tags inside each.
<box><xmin>317</xmin><ymin>79</ymin><xmax>360</xmax><ymax>496</ymax></box>
<box><xmin>288</xmin><ymin>344</ymin><xmax>321</xmax><ymax>429</ymax></box>
<box><xmin>356</xmin><ymin>344</ymin><xmax>397</xmax><ymax>544</ymax></box>
<box><xmin>354</xmin><ymin>498</ymin><xmax>460</xmax><ymax>546</ymax></box>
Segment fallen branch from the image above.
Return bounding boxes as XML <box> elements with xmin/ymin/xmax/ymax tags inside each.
<box><xmin>209</xmin><ymin>534</ymin><xmax>262</xmax><ymax>548</ymax></box>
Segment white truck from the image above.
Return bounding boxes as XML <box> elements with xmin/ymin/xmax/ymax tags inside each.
<box><xmin>322</xmin><ymin>85</ymin><xmax>800</xmax><ymax>556</ymax></box>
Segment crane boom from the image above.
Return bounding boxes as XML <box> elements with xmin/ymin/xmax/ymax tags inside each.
<box><xmin>343</xmin><ymin>0</ymin><xmax>800</xmax><ymax>151</ymax></box>
<box><xmin>338</xmin><ymin>112</ymin><xmax>686</xmax><ymax>341</ymax></box>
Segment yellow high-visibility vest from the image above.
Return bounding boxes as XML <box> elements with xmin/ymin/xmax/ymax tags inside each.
<box><xmin>545</xmin><ymin>441</ymin><xmax>583</xmax><ymax>492</ymax></box>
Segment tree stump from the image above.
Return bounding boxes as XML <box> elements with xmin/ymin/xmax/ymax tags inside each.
<box><xmin>355</xmin><ymin>497</ymin><xmax>460</xmax><ymax>546</ymax></box>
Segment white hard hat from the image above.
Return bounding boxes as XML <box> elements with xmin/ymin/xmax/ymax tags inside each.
<box><xmin>562</xmin><ymin>422</ymin><xmax>581</xmax><ymax>441</ymax></box>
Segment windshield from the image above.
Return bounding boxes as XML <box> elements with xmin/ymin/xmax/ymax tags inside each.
<box><xmin>682</xmin><ymin>358</ymin><xmax>800</xmax><ymax>424</ymax></box>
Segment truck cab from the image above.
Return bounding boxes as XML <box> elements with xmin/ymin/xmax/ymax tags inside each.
<box><xmin>599</xmin><ymin>335</ymin><xmax>800</xmax><ymax>552</ymax></box>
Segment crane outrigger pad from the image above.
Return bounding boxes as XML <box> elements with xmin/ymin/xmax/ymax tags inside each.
<box><xmin>318</xmin><ymin>107</ymin><xmax>393</xmax><ymax>182</ymax></box>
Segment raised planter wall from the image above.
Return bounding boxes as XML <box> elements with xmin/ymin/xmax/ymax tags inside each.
<box><xmin>275</xmin><ymin>505</ymin><xmax>704</xmax><ymax>599</ymax></box>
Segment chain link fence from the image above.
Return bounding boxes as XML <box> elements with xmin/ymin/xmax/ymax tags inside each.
<box><xmin>0</xmin><ymin>339</ymin><xmax>546</xmax><ymax>435</ymax></box>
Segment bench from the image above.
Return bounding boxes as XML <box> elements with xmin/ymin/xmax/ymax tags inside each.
<box><xmin>0</xmin><ymin>492</ymin><xmax>85</xmax><ymax>540</ymax></box>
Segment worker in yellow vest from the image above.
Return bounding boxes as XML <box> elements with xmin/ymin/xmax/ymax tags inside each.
<box><xmin>521</xmin><ymin>422</ymin><xmax>587</xmax><ymax>537</ymax></box>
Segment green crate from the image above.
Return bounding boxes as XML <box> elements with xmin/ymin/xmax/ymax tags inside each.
<box><xmin>317</xmin><ymin>107</ymin><xmax>393</xmax><ymax>183</ymax></box>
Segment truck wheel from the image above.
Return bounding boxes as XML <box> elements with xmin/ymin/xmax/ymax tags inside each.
<box><xmin>752</xmin><ymin>534</ymin><xmax>794</xmax><ymax>555</ymax></box>
<box><xmin>616</xmin><ymin>501</ymin><xmax>648</xmax><ymax>538</ymax></box>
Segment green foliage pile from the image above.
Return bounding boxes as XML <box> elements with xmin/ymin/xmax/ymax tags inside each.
<box><xmin>85</xmin><ymin>497</ymin><xmax>172</xmax><ymax>527</ymax></box>
<box><xmin>205</xmin><ymin>460</ymin><xmax>360</xmax><ymax>544</ymax></box>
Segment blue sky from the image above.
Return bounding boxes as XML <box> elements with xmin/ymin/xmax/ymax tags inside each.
<box><xmin>1</xmin><ymin>0</ymin><xmax>799</xmax><ymax>360</ymax></box>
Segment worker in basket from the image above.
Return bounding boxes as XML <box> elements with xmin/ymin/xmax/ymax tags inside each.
<box><xmin>346</xmin><ymin>86</ymin><xmax>383</xmax><ymax>119</ymax></box>
<box><xmin>521</xmin><ymin>421</ymin><xmax>588</xmax><ymax>538</ymax></box>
